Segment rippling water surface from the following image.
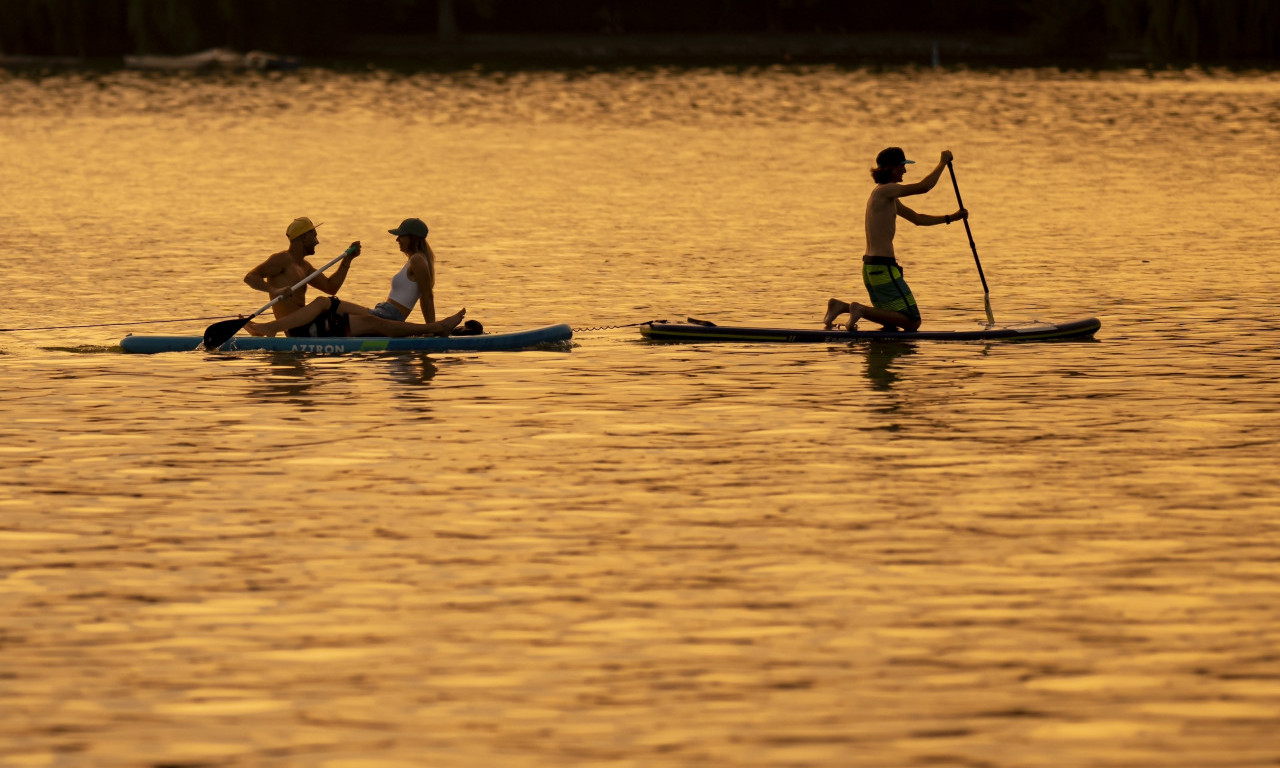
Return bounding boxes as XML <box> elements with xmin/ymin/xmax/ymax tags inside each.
<box><xmin>2</xmin><ymin>64</ymin><xmax>1280</xmax><ymax>767</ymax></box>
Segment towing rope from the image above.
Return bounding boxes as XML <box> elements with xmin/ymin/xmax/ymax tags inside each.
<box><xmin>0</xmin><ymin>315</ymin><xmax>235</xmax><ymax>333</ymax></box>
<box><xmin>571</xmin><ymin>321</ymin><xmax>651</xmax><ymax>333</ymax></box>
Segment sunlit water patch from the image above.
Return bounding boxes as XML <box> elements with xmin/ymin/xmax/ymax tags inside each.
<box><xmin>1</xmin><ymin>65</ymin><xmax>1279</xmax><ymax>766</ymax></box>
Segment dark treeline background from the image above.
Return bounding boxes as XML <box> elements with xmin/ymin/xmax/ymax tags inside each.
<box><xmin>2</xmin><ymin>0</ymin><xmax>1277</xmax><ymax>63</ymax></box>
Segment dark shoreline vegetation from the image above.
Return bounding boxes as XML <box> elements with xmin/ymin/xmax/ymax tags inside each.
<box><xmin>1</xmin><ymin>0</ymin><xmax>1277</xmax><ymax>68</ymax></box>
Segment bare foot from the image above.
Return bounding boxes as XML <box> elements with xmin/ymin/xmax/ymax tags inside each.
<box><xmin>847</xmin><ymin>302</ymin><xmax>865</xmax><ymax>329</ymax></box>
<box><xmin>244</xmin><ymin>321</ymin><xmax>277</xmax><ymax>337</ymax></box>
<box><xmin>432</xmin><ymin>308</ymin><xmax>466</xmax><ymax>336</ymax></box>
<box><xmin>823</xmin><ymin>298</ymin><xmax>849</xmax><ymax>329</ymax></box>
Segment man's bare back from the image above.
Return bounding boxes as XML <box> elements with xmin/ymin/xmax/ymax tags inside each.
<box><xmin>864</xmin><ymin>184</ymin><xmax>901</xmax><ymax>257</ymax></box>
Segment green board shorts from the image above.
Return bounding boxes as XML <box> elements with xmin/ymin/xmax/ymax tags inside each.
<box><xmin>862</xmin><ymin>256</ymin><xmax>921</xmax><ymax>322</ymax></box>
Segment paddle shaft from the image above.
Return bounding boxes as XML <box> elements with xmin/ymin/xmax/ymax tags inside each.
<box><xmin>946</xmin><ymin>162</ymin><xmax>990</xmax><ymax>293</ymax></box>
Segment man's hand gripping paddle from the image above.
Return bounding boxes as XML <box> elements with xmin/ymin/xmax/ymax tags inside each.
<box><xmin>946</xmin><ymin>162</ymin><xmax>995</xmax><ymax>326</ymax></box>
<box><xmin>202</xmin><ymin>245</ymin><xmax>357</xmax><ymax>350</ymax></box>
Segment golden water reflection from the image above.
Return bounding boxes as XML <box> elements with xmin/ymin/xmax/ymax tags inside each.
<box><xmin>1</xmin><ymin>65</ymin><xmax>1279</xmax><ymax>766</ymax></box>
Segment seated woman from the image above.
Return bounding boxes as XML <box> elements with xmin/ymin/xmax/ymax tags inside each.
<box><xmin>247</xmin><ymin>217</ymin><xmax>470</xmax><ymax>338</ymax></box>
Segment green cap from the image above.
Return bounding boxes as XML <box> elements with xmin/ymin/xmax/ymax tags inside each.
<box><xmin>875</xmin><ymin>147</ymin><xmax>914</xmax><ymax>168</ymax></box>
<box><xmin>388</xmin><ymin>218</ymin><xmax>429</xmax><ymax>237</ymax></box>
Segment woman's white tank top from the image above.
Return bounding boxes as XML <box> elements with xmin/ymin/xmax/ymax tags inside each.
<box><xmin>387</xmin><ymin>262</ymin><xmax>420</xmax><ymax>307</ymax></box>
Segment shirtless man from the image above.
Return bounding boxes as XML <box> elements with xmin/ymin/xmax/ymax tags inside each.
<box><xmin>244</xmin><ymin>216</ymin><xmax>360</xmax><ymax>323</ymax></box>
<box><xmin>823</xmin><ymin>147</ymin><xmax>967</xmax><ymax>331</ymax></box>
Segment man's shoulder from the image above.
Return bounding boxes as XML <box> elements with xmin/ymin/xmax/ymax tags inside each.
<box><xmin>259</xmin><ymin>250</ymin><xmax>302</xmax><ymax>279</ymax></box>
<box><xmin>250</xmin><ymin>249</ymin><xmax>290</xmax><ymax>275</ymax></box>
<box><xmin>868</xmin><ymin>182</ymin><xmax>903</xmax><ymax>202</ymax></box>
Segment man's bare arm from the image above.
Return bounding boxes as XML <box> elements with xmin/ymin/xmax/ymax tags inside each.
<box><xmin>891</xmin><ymin>150</ymin><xmax>955</xmax><ymax>198</ymax></box>
<box><xmin>244</xmin><ymin>253</ymin><xmax>289</xmax><ymax>295</ymax></box>
<box><xmin>896</xmin><ymin>200</ymin><xmax>968</xmax><ymax>227</ymax></box>
<box><xmin>308</xmin><ymin>242</ymin><xmax>361</xmax><ymax>295</ymax></box>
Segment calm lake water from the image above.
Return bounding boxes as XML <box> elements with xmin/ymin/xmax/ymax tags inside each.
<box><xmin>2</xmin><ymin>64</ymin><xmax>1280</xmax><ymax>767</ymax></box>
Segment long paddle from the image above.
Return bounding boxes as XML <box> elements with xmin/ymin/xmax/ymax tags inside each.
<box><xmin>946</xmin><ymin>161</ymin><xmax>995</xmax><ymax>326</ymax></box>
<box><xmin>202</xmin><ymin>247</ymin><xmax>355</xmax><ymax>350</ymax></box>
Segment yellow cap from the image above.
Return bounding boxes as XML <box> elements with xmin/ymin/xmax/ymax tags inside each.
<box><xmin>286</xmin><ymin>217</ymin><xmax>322</xmax><ymax>240</ymax></box>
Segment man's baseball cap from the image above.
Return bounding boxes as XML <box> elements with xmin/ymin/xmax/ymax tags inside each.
<box><xmin>875</xmin><ymin>147</ymin><xmax>915</xmax><ymax>168</ymax></box>
<box><xmin>388</xmin><ymin>217</ymin><xmax>429</xmax><ymax>238</ymax></box>
<box><xmin>286</xmin><ymin>217</ymin><xmax>322</xmax><ymax>240</ymax></box>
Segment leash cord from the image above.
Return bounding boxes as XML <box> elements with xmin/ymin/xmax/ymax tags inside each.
<box><xmin>571</xmin><ymin>321</ymin><xmax>651</xmax><ymax>333</ymax></box>
<box><xmin>0</xmin><ymin>315</ymin><xmax>236</xmax><ymax>333</ymax></box>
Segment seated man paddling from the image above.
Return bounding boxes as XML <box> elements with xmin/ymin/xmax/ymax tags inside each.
<box><xmin>823</xmin><ymin>147</ymin><xmax>967</xmax><ymax>331</ymax></box>
<box><xmin>244</xmin><ymin>216</ymin><xmax>361</xmax><ymax>334</ymax></box>
<box><xmin>244</xmin><ymin>216</ymin><xmax>465</xmax><ymax>338</ymax></box>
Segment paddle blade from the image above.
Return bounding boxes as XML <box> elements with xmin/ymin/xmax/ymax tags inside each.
<box><xmin>202</xmin><ymin>317</ymin><xmax>250</xmax><ymax>350</ymax></box>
